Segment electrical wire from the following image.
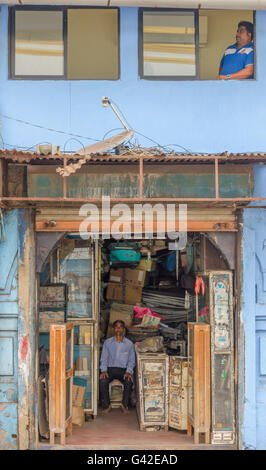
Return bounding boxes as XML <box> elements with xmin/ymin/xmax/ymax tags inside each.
<box><xmin>0</xmin><ymin>113</ymin><xmax>100</xmax><ymax>142</ymax></box>
<box><xmin>102</xmin><ymin>128</ymin><xmax>189</xmax><ymax>155</ymax></box>
<box><xmin>63</xmin><ymin>138</ymin><xmax>85</xmax><ymax>154</ymax></box>
<box><xmin>164</xmin><ymin>143</ymin><xmax>193</xmax><ymax>154</ymax></box>
<box><xmin>1</xmin><ymin>108</ymin><xmax>205</xmax><ymax>156</ymax></box>
<box><xmin>102</xmin><ymin>127</ymin><xmax>164</xmax><ymax>151</ymax></box>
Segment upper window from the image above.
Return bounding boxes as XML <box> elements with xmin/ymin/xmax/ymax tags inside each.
<box><xmin>139</xmin><ymin>8</ymin><xmax>255</xmax><ymax>80</ymax></box>
<box><xmin>9</xmin><ymin>7</ymin><xmax>120</xmax><ymax>80</ymax></box>
<box><xmin>140</xmin><ymin>10</ymin><xmax>197</xmax><ymax>79</ymax></box>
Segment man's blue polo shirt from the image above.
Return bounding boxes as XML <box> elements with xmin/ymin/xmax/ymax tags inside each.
<box><xmin>220</xmin><ymin>42</ymin><xmax>254</xmax><ymax>78</ymax></box>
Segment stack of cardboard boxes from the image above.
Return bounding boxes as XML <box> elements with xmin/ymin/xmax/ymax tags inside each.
<box><xmin>106</xmin><ymin>267</ymin><xmax>148</xmax><ymax>305</ymax></box>
<box><xmin>105</xmin><ymin>244</ymin><xmax>163</xmax><ymax>338</ymax></box>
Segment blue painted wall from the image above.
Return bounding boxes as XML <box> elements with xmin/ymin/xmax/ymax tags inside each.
<box><xmin>1</xmin><ymin>6</ymin><xmax>266</xmax><ymax>153</ymax></box>
<box><xmin>0</xmin><ymin>210</ymin><xmax>19</xmax><ymax>450</ymax></box>
<box><xmin>1</xmin><ymin>4</ymin><xmax>266</xmax><ymax>449</ymax></box>
<box><xmin>242</xmin><ymin>168</ymin><xmax>266</xmax><ymax>450</ymax></box>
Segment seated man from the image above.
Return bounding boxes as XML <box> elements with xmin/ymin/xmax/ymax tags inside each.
<box><xmin>99</xmin><ymin>319</ymin><xmax>135</xmax><ymax>415</ymax></box>
<box><xmin>217</xmin><ymin>21</ymin><xmax>254</xmax><ymax>80</ymax></box>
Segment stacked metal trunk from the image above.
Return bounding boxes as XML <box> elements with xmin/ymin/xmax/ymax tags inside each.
<box><xmin>136</xmin><ymin>352</ymin><xmax>169</xmax><ymax>431</ymax></box>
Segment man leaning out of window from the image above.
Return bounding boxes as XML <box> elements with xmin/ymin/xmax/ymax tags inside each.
<box><xmin>217</xmin><ymin>21</ymin><xmax>254</xmax><ymax>80</ymax></box>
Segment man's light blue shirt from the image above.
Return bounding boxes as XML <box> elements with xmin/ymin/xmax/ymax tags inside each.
<box><xmin>100</xmin><ymin>336</ymin><xmax>136</xmax><ymax>375</ymax></box>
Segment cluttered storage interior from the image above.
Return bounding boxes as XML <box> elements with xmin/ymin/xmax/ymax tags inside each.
<box><xmin>37</xmin><ymin>233</ymin><xmax>236</xmax><ymax>447</ymax></box>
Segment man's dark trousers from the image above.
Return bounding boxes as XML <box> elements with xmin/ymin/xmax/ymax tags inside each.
<box><xmin>100</xmin><ymin>367</ymin><xmax>133</xmax><ymax>409</ymax></box>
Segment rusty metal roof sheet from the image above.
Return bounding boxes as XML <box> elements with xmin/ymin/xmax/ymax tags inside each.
<box><xmin>1</xmin><ymin>149</ymin><xmax>266</xmax><ymax>164</ymax></box>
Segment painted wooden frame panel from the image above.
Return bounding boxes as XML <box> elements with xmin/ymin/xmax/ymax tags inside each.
<box><xmin>209</xmin><ymin>270</ymin><xmax>235</xmax><ymax>445</ymax></box>
<box><xmin>169</xmin><ymin>356</ymin><xmax>188</xmax><ymax>430</ymax></box>
<box><xmin>49</xmin><ymin>323</ymin><xmax>74</xmax><ymax>445</ymax></box>
<box><xmin>187</xmin><ymin>322</ymin><xmax>211</xmax><ymax>444</ymax></box>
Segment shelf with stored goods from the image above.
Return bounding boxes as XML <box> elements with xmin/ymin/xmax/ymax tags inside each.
<box><xmin>60</xmin><ymin>242</ymin><xmax>93</xmax><ymax>319</ymax></box>
<box><xmin>71</xmin><ymin>319</ymin><xmax>98</xmax><ymax>418</ymax></box>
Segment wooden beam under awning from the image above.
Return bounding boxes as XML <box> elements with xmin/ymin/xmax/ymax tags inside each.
<box><xmin>35</xmin><ymin>205</ymin><xmax>237</xmax><ymax>232</ymax></box>
<box><xmin>36</xmin><ymin>220</ymin><xmax>236</xmax><ymax>232</ymax></box>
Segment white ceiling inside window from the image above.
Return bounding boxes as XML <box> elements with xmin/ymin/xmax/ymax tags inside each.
<box><xmin>2</xmin><ymin>0</ymin><xmax>266</xmax><ymax>10</ymax></box>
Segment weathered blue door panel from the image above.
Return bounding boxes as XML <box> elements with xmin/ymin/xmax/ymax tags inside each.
<box><xmin>0</xmin><ymin>210</ymin><xmax>19</xmax><ymax>450</ymax></box>
<box><xmin>0</xmin><ymin>404</ymin><xmax>18</xmax><ymax>450</ymax></box>
<box><xmin>0</xmin><ymin>384</ymin><xmax>18</xmax><ymax>403</ymax></box>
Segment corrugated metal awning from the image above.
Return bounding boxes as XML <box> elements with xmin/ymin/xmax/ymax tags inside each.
<box><xmin>1</xmin><ymin>149</ymin><xmax>266</xmax><ymax>165</ymax></box>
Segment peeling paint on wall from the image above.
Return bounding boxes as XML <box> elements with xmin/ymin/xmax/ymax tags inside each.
<box><xmin>17</xmin><ymin>209</ymin><xmax>37</xmax><ymax>450</ymax></box>
<box><xmin>20</xmin><ymin>336</ymin><xmax>28</xmax><ymax>363</ymax></box>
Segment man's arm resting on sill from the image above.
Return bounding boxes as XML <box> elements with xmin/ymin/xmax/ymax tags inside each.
<box><xmin>217</xmin><ymin>64</ymin><xmax>254</xmax><ymax>80</ymax></box>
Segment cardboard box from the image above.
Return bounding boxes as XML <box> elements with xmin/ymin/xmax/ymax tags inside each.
<box><xmin>125</xmin><ymin>285</ymin><xmax>143</xmax><ymax>305</ymax></box>
<box><xmin>125</xmin><ymin>268</ymin><xmax>147</xmax><ymax>287</ymax></box>
<box><xmin>109</xmin><ymin>303</ymin><xmax>134</xmax><ymax>328</ymax></box>
<box><xmin>109</xmin><ymin>268</ymin><xmax>126</xmax><ymax>284</ymax></box>
<box><xmin>72</xmin><ymin>406</ymin><xmax>85</xmax><ymax>426</ymax></box>
<box><xmin>106</xmin><ymin>282</ymin><xmax>124</xmax><ymax>302</ymax></box>
<box><xmin>72</xmin><ymin>384</ymin><xmax>85</xmax><ymax>407</ymax></box>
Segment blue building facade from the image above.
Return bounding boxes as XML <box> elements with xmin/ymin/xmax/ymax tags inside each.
<box><xmin>0</xmin><ymin>4</ymin><xmax>266</xmax><ymax>449</ymax></box>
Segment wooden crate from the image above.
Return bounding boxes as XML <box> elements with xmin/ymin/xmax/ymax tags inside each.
<box><xmin>49</xmin><ymin>323</ymin><xmax>74</xmax><ymax>445</ymax></box>
<box><xmin>187</xmin><ymin>323</ymin><xmax>211</xmax><ymax>444</ymax></box>
<box><xmin>169</xmin><ymin>356</ymin><xmax>188</xmax><ymax>431</ymax></box>
<box><xmin>136</xmin><ymin>352</ymin><xmax>169</xmax><ymax>432</ymax></box>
